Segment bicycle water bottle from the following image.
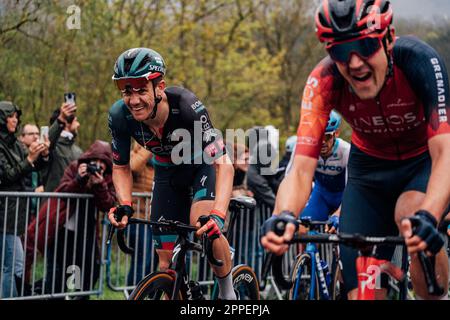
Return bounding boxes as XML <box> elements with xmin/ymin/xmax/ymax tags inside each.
<box><xmin>320</xmin><ymin>260</ymin><xmax>331</xmax><ymax>287</ymax></box>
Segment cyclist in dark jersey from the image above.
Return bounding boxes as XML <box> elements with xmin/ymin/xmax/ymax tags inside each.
<box><xmin>107</xmin><ymin>48</ymin><xmax>237</xmax><ymax>299</ymax></box>
<box><xmin>261</xmin><ymin>0</ymin><xmax>449</xmax><ymax>300</ymax></box>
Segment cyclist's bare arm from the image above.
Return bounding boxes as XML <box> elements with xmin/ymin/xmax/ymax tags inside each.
<box><xmin>195</xmin><ymin>154</ymin><xmax>234</xmax><ymax>237</ymax></box>
<box><xmin>213</xmin><ymin>154</ymin><xmax>234</xmax><ymax>214</ymax></box>
<box><xmin>261</xmin><ymin>155</ymin><xmax>316</xmax><ymax>255</ymax></box>
<box><xmin>109</xmin><ymin>163</ymin><xmax>133</xmax><ymax>228</ymax></box>
<box><xmin>420</xmin><ymin>134</ymin><xmax>450</xmax><ymax>220</ymax></box>
<box><xmin>274</xmin><ymin>154</ymin><xmax>317</xmax><ymax>216</ymax></box>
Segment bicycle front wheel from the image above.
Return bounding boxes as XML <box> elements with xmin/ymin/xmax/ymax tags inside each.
<box><xmin>289</xmin><ymin>254</ymin><xmax>319</xmax><ymax>300</ymax></box>
<box><xmin>128</xmin><ymin>272</ymin><xmax>183</xmax><ymax>300</ymax></box>
<box><xmin>331</xmin><ymin>260</ymin><xmax>344</xmax><ymax>300</ymax></box>
<box><xmin>232</xmin><ymin>264</ymin><xmax>260</xmax><ymax>300</ymax></box>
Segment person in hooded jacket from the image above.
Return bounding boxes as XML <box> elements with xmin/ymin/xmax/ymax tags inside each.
<box><xmin>0</xmin><ymin>101</ymin><xmax>49</xmax><ymax>298</ymax></box>
<box><xmin>25</xmin><ymin>140</ymin><xmax>116</xmax><ymax>298</ymax></box>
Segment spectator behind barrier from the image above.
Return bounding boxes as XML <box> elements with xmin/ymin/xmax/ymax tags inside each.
<box><xmin>19</xmin><ymin>124</ymin><xmax>48</xmax><ymax>217</ymax></box>
<box><xmin>230</xmin><ymin>143</ymin><xmax>253</xmax><ymax>198</ymax></box>
<box><xmin>127</xmin><ymin>142</ymin><xmax>155</xmax><ymax>286</ymax></box>
<box><xmin>247</xmin><ymin>126</ymin><xmax>279</xmax><ymax>208</ymax></box>
<box><xmin>41</xmin><ymin>102</ymin><xmax>82</xmax><ymax>192</ymax></box>
<box><xmin>25</xmin><ymin>140</ymin><xmax>116</xmax><ymax>298</ymax></box>
<box><xmin>0</xmin><ymin>101</ymin><xmax>49</xmax><ymax>298</ymax></box>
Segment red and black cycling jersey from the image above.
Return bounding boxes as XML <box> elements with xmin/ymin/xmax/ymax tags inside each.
<box><xmin>296</xmin><ymin>36</ymin><xmax>450</xmax><ymax>161</ymax></box>
<box><xmin>108</xmin><ymin>86</ymin><xmax>226</xmax><ymax>166</ymax></box>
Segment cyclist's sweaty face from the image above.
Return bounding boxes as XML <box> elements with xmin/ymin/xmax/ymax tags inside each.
<box><xmin>122</xmin><ymin>81</ymin><xmax>156</xmax><ymax>121</ymax></box>
<box><xmin>320</xmin><ymin>132</ymin><xmax>335</xmax><ymax>157</ymax></box>
<box><xmin>335</xmin><ymin>48</ymin><xmax>388</xmax><ymax>100</ymax></box>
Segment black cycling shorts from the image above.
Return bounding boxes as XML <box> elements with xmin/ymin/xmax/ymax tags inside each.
<box><xmin>151</xmin><ymin>163</ymin><xmax>216</xmax><ymax>250</ymax></box>
<box><xmin>339</xmin><ymin>144</ymin><xmax>433</xmax><ymax>291</ymax></box>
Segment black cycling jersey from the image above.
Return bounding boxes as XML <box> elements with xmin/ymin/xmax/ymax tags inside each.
<box><xmin>108</xmin><ymin>86</ymin><xmax>226</xmax><ymax>166</ymax></box>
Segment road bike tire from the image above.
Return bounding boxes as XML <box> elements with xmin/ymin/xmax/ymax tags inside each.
<box><xmin>232</xmin><ymin>264</ymin><xmax>260</xmax><ymax>300</ymax></box>
<box><xmin>331</xmin><ymin>260</ymin><xmax>344</xmax><ymax>300</ymax></box>
<box><xmin>288</xmin><ymin>254</ymin><xmax>319</xmax><ymax>300</ymax></box>
<box><xmin>128</xmin><ymin>271</ymin><xmax>183</xmax><ymax>300</ymax></box>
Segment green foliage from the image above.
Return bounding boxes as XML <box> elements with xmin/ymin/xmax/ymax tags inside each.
<box><xmin>1</xmin><ymin>2</ymin><xmax>449</xmax><ymax>149</ymax></box>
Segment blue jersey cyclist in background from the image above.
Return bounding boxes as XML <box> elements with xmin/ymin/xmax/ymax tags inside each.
<box><xmin>107</xmin><ymin>48</ymin><xmax>237</xmax><ymax>299</ymax></box>
<box><xmin>289</xmin><ymin>111</ymin><xmax>350</xmax><ymax>233</ymax></box>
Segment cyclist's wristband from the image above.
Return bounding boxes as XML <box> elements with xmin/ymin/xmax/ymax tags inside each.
<box><xmin>415</xmin><ymin>210</ymin><xmax>438</xmax><ymax>227</ymax></box>
<box><xmin>121</xmin><ymin>200</ymin><xmax>133</xmax><ymax>207</ymax></box>
<box><xmin>210</xmin><ymin>214</ymin><xmax>225</xmax><ymax>231</ymax></box>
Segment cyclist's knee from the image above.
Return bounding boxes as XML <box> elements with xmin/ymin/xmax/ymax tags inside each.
<box><xmin>394</xmin><ymin>191</ymin><xmax>425</xmax><ymax>226</ymax></box>
<box><xmin>156</xmin><ymin>249</ymin><xmax>173</xmax><ymax>271</ymax></box>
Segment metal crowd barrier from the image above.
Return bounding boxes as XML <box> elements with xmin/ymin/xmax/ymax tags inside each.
<box><xmin>1</xmin><ymin>191</ymin><xmax>336</xmax><ymax>300</ymax></box>
<box><xmin>0</xmin><ymin>192</ymin><xmax>103</xmax><ymax>300</ymax></box>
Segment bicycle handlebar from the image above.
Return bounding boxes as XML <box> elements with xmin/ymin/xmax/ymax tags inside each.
<box><xmin>105</xmin><ymin>216</ymin><xmax>223</xmax><ymax>267</ymax></box>
<box><xmin>269</xmin><ymin>232</ymin><xmax>445</xmax><ymax>297</ymax></box>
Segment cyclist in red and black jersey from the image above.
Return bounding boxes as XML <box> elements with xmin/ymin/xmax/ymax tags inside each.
<box><xmin>107</xmin><ymin>48</ymin><xmax>237</xmax><ymax>299</ymax></box>
<box><xmin>261</xmin><ymin>0</ymin><xmax>449</xmax><ymax>300</ymax></box>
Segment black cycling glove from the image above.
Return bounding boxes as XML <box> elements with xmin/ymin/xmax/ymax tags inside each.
<box><xmin>409</xmin><ymin>210</ymin><xmax>445</xmax><ymax>255</ymax></box>
<box><xmin>261</xmin><ymin>211</ymin><xmax>299</xmax><ymax>237</ymax></box>
<box><xmin>109</xmin><ymin>203</ymin><xmax>134</xmax><ymax>223</ymax></box>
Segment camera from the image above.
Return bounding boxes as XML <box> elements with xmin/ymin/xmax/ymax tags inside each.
<box><xmin>86</xmin><ymin>162</ymin><xmax>101</xmax><ymax>175</ymax></box>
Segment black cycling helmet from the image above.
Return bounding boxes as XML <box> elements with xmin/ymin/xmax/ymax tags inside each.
<box><xmin>316</xmin><ymin>0</ymin><xmax>393</xmax><ymax>43</ymax></box>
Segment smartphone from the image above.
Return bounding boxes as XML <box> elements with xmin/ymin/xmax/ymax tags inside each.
<box><xmin>40</xmin><ymin>126</ymin><xmax>49</xmax><ymax>143</ymax></box>
<box><xmin>64</xmin><ymin>92</ymin><xmax>76</xmax><ymax>105</ymax></box>
<box><xmin>64</xmin><ymin>92</ymin><xmax>76</xmax><ymax>123</ymax></box>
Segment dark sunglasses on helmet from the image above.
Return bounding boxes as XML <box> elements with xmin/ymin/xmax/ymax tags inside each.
<box><xmin>112</xmin><ymin>72</ymin><xmax>161</xmax><ymax>91</ymax></box>
<box><xmin>326</xmin><ymin>35</ymin><xmax>384</xmax><ymax>64</ymax></box>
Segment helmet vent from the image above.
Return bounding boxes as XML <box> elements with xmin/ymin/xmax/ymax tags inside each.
<box><xmin>331</xmin><ymin>0</ymin><xmax>356</xmax><ymax>31</ymax></box>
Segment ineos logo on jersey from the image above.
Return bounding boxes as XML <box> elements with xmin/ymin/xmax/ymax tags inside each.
<box><xmin>352</xmin><ymin>112</ymin><xmax>419</xmax><ymax>128</ymax></box>
<box><xmin>302</xmin><ymin>76</ymin><xmax>319</xmax><ymax>111</ymax></box>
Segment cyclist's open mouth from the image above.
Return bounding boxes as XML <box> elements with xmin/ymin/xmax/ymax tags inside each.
<box><xmin>351</xmin><ymin>72</ymin><xmax>372</xmax><ymax>82</ymax></box>
<box><xmin>130</xmin><ymin>105</ymin><xmax>145</xmax><ymax>112</ymax></box>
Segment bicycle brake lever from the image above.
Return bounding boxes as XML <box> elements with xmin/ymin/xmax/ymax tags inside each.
<box><xmin>106</xmin><ymin>224</ymin><xmax>115</xmax><ymax>246</ymax></box>
<box><xmin>117</xmin><ymin>229</ymin><xmax>135</xmax><ymax>255</ymax></box>
<box><xmin>418</xmin><ymin>251</ymin><xmax>445</xmax><ymax>296</ymax></box>
<box><xmin>259</xmin><ymin>253</ymin><xmax>274</xmax><ymax>291</ymax></box>
<box><xmin>272</xmin><ymin>254</ymin><xmax>293</xmax><ymax>291</ymax></box>
<box><xmin>205</xmin><ymin>234</ymin><xmax>224</xmax><ymax>267</ymax></box>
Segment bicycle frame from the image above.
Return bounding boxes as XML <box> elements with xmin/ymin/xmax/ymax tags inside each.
<box><xmin>355</xmin><ymin>245</ymin><xmax>408</xmax><ymax>300</ymax></box>
<box><xmin>169</xmin><ymin>234</ymin><xmax>203</xmax><ymax>300</ymax></box>
<box><xmin>292</xmin><ymin>231</ymin><xmax>332</xmax><ymax>300</ymax></box>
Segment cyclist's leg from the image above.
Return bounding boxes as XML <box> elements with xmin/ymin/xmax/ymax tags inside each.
<box><xmin>395</xmin><ymin>153</ymin><xmax>449</xmax><ymax>299</ymax></box>
<box><xmin>151</xmin><ymin>165</ymin><xmax>191</xmax><ymax>271</ymax></box>
<box><xmin>340</xmin><ymin>182</ymin><xmax>399</xmax><ymax>299</ymax></box>
<box><xmin>189</xmin><ymin>164</ymin><xmax>235</xmax><ymax>299</ymax></box>
<box><xmin>339</xmin><ymin>145</ymin><xmax>402</xmax><ymax>300</ymax></box>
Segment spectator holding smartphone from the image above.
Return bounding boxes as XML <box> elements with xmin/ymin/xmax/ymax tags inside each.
<box><xmin>19</xmin><ymin>124</ymin><xmax>50</xmax><ymax>218</ymax></box>
<box><xmin>0</xmin><ymin>101</ymin><xmax>49</xmax><ymax>298</ymax></box>
<box><xmin>41</xmin><ymin>99</ymin><xmax>82</xmax><ymax>192</ymax></box>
